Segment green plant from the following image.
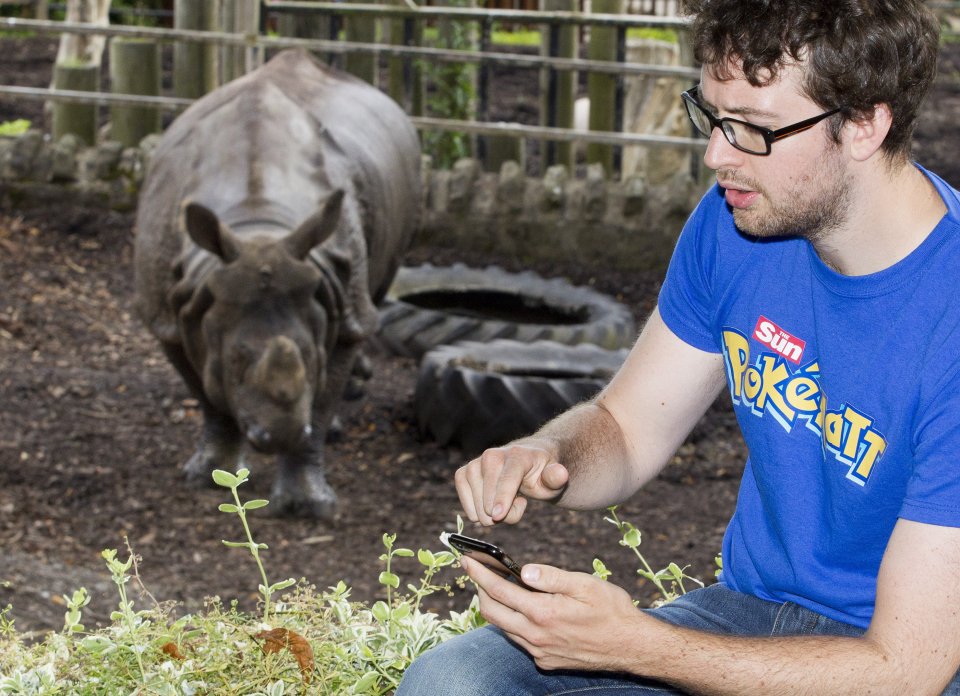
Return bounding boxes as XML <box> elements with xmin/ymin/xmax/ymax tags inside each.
<box><xmin>625</xmin><ymin>27</ymin><xmax>679</xmax><ymax>43</ymax></box>
<box><xmin>420</xmin><ymin>0</ymin><xmax>476</xmax><ymax>168</ymax></box>
<box><xmin>0</xmin><ymin>120</ymin><xmax>30</xmax><ymax>137</ymax></box>
<box><xmin>213</xmin><ymin>467</ymin><xmax>296</xmax><ymax>622</ymax></box>
<box><xmin>0</xmin><ymin>481</ymin><xmax>708</xmax><ymax>692</ymax></box>
<box><xmin>603</xmin><ymin>506</ymin><xmax>704</xmax><ymax>605</ymax></box>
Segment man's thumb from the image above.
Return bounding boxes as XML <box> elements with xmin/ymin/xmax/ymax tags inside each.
<box><xmin>540</xmin><ymin>461</ymin><xmax>569</xmax><ymax>492</ymax></box>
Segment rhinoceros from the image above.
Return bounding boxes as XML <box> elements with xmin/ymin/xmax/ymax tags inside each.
<box><xmin>133</xmin><ymin>49</ymin><xmax>421</xmax><ymax>519</ymax></box>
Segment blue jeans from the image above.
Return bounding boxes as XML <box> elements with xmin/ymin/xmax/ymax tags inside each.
<box><xmin>396</xmin><ymin>583</ymin><xmax>960</xmax><ymax>695</ymax></box>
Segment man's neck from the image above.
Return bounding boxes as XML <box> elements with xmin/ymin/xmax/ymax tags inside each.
<box><xmin>812</xmin><ymin>162</ymin><xmax>947</xmax><ymax>276</ymax></box>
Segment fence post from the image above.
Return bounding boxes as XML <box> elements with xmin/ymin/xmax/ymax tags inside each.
<box><xmin>218</xmin><ymin>0</ymin><xmax>259</xmax><ymax>82</ymax></box>
<box><xmin>276</xmin><ymin>4</ymin><xmax>334</xmax><ymax>64</ymax></box>
<box><xmin>109</xmin><ymin>38</ymin><xmax>161</xmax><ymax>147</ymax></box>
<box><xmin>202</xmin><ymin>0</ymin><xmax>221</xmax><ymax>90</ymax></box>
<box><xmin>52</xmin><ymin>63</ymin><xmax>99</xmax><ymax>145</ymax></box>
<box><xmin>51</xmin><ymin>0</ymin><xmax>111</xmax><ymax>146</ymax></box>
<box><xmin>387</xmin><ymin>0</ymin><xmax>423</xmax><ymax>113</ymax></box>
<box><xmin>345</xmin><ymin>0</ymin><xmax>378</xmax><ymax>84</ymax></box>
<box><xmin>173</xmin><ymin>0</ymin><xmax>205</xmax><ymax>99</ymax></box>
<box><xmin>586</xmin><ymin>0</ymin><xmax>624</xmax><ymax>176</ymax></box>
<box><xmin>539</xmin><ymin>0</ymin><xmax>576</xmax><ymax>170</ymax></box>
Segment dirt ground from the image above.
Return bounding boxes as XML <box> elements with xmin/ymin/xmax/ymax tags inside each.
<box><xmin>0</xmin><ymin>35</ymin><xmax>958</xmax><ymax>640</ymax></box>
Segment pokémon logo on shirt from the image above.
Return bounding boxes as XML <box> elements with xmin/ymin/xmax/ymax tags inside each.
<box><xmin>722</xmin><ymin>323</ymin><xmax>887</xmax><ymax>487</ymax></box>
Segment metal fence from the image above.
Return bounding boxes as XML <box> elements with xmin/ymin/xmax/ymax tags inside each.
<box><xmin>0</xmin><ymin>3</ymin><xmax>706</xmax><ymax>178</ymax></box>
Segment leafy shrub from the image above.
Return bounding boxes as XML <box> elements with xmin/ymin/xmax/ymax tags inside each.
<box><xmin>0</xmin><ymin>471</ymin><xmax>706</xmax><ymax>694</ymax></box>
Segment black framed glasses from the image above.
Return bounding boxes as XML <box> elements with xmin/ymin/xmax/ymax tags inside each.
<box><xmin>681</xmin><ymin>86</ymin><xmax>843</xmax><ymax>156</ymax></box>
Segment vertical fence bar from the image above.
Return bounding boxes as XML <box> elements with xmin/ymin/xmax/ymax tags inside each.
<box><xmin>345</xmin><ymin>0</ymin><xmax>377</xmax><ymax>84</ymax></box>
<box><xmin>388</xmin><ymin>0</ymin><xmax>420</xmax><ymax>110</ymax></box>
<box><xmin>173</xmin><ymin>0</ymin><xmax>205</xmax><ymax>99</ymax></box>
<box><xmin>109</xmin><ymin>36</ymin><xmax>161</xmax><ymax>146</ymax></box>
<box><xmin>539</xmin><ymin>0</ymin><xmax>576</xmax><ymax>170</ymax></box>
<box><xmin>586</xmin><ymin>0</ymin><xmax>624</xmax><ymax>175</ymax></box>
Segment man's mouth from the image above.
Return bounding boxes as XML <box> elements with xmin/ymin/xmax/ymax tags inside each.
<box><xmin>719</xmin><ymin>181</ymin><xmax>760</xmax><ymax>210</ymax></box>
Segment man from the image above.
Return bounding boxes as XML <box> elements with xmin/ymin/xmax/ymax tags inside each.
<box><xmin>397</xmin><ymin>0</ymin><xmax>960</xmax><ymax>693</ymax></box>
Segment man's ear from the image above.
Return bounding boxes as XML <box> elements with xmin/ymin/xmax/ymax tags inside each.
<box><xmin>846</xmin><ymin>103</ymin><xmax>893</xmax><ymax>162</ymax></box>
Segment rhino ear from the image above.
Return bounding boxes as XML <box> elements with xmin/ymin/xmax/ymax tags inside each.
<box><xmin>284</xmin><ymin>188</ymin><xmax>345</xmax><ymax>260</ymax></box>
<box><xmin>182</xmin><ymin>201</ymin><xmax>241</xmax><ymax>262</ymax></box>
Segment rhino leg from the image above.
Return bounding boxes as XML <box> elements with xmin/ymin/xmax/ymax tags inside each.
<box><xmin>160</xmin><ymin>342</ymin><xmax>247</xmax><ymax>485</ymax></box>
<box><xmin>270</xmin><ymin>450</ymin><xmax>337</xmax><ymax>521</ymax></box>
<box><xmin>183</xmin><ymin>409</ymin><xmax>247</xmax><ymax>485</ymax></box>
<box><xmin>268</xmin><ymin>342</ymin><xmax>362</xmax><ymax>519</ymax></box>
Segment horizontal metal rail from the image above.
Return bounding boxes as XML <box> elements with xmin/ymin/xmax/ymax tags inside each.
<box><xmin>263</xmin><ymin>0</ymin><xmax>691</xmax><ymax>28</ymax></box>
<box><xmin>0</xmin><ymin>85</ymin><xmax>193</xmax><ymax>111</ymax></box>
<box><xmin>0</xmin><ymin>17</ymin><xmax>700</xmax><ymax>79</ymax></box>
<box><xmin>0</xmin><ymin>85</ymin><xmax>707</xmax><ymax>151</ymax></box>
<box><xmin>412</xmin><ymin>115</ymin><xmax>707</xmax><ymax>150</ymax></box>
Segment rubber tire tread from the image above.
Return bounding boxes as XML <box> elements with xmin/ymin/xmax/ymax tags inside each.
<box><xmin>378</xmin><ymin>263</ymin><xmax>636</xmax><ymax>358</ymax></box>
<box><xmin>415</xmin><ymin>339</ymin><xmax>629</xmax><ymax>455</ymax></box>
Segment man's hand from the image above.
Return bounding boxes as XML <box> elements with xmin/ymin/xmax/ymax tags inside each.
<box><xmin>462</xmin><ymin>555</ymin><xmax>646</xmax><ymax>673</ymax></box>
<box><xmin>454</xmin><ymin>440</ymin><xmax>570</xmax><ymax>525</ymax></box>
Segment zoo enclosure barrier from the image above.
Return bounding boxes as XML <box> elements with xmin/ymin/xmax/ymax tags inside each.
<box><xmin>0</xmin><ymin>0</ymin><xmax>708</xmax><ymax>182</ymax></box>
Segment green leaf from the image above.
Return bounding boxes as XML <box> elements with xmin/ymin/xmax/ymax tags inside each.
<box><xmin>218</xmin><ymin>503</ymin><xmax>239</xmax><ymax>513</ymax></box>
<box><xmin>371</xmin><ymin>601</ymin><xmax>390</xmax><ymax>622</ymax></box>
<box><xmin>592</xmin><ymin>558</ymin><xmax>611</xmax><ymax>580</ymax></box>
<box><xmin>221</xmin><ymin>540</ymin><xmax>250</xmax><ymax>548</ymax></box>
<box><xmin>79</xmin><ymin>635</ymin><xmax>115</xmax><ymax>654</ymax></box>
<box><xmin>354</xmin><ymin>670</ymin><xmax>380</xmax><ymax>692</ymax></box>
<box><xmin>268</xmin><ymin>578</ymin><xmax>296</xmax><ymax>593</ymax></box>
<box><xmin>393</xmin><ymin>547</ymin><xmax>414</xmax><ymax>558</ymax></box>
<box><xmin>434</xmin><ymin>551</ymin><xmax>456</xmax><ymax>565</ymax></box>
<box><xmin>418</xmin><ymin>549</ymin><xmax>436</xmax><ymax>566</ymax></box>
<box><xmin>0</xmin><ymin>119</ymin><xmax>30</xmax><ymax>136</ymax></box>
<box><xmin>211</xmin><ymin>470</ymin><xmax>239</xmax><ymax>488</ymax></box>
<box><xmin>621</xmin><ymin>527</ymin><xmax>642</xmax><ymax>549</ymax></box>
<box><xmin>382</xmin><ymin>532</ymin><xmax>397</xmax><ymax>548</ymax></box>
<box><xmin>379</xmin><ymin>571</ymin><xmax>400</xmax><ymax>589</ymax></box>
<box><xmin>243</xmin><ymin>499</ymin><xmax>269</xmax><ymax>510</ymax></box>
<box><xmin>392</xmin><ymin>602</ymin><xmax>412</xmax><ymax>620</ymax></box>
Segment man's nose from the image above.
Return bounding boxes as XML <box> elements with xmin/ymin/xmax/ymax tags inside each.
<box><xmin>703</xmin><ymin>127</ymin><xmax>744</xmax><ymax>171</ymax></box>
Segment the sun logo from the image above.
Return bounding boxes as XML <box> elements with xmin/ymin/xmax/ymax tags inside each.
<box><xmin>753</xmin><ymin>316</ymin><xmax>805</xmax><ymax>364</ymax></box>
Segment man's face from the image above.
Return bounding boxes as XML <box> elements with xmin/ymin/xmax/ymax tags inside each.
<box><xmin>699</xmin><ymin>61</ymin><xmax>851</xmax><ymax>241</ymax></box>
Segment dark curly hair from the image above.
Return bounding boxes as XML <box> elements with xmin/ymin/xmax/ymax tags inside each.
<box><xmin>681</xmin><ymin>0</ymin><xmax>940</xmax><ymax>160</ymax></box>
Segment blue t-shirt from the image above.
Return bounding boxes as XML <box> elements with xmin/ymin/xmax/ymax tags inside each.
<box><xmin>658</xmin><ymin>165</ymin><xmax>960</xmax><ymax>629</ymax></box>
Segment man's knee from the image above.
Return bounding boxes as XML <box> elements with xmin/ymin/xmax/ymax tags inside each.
<box><xmin>396</xmin><ymin>626</ymin><xmax>528</xmax><ymax>696</ymax></box>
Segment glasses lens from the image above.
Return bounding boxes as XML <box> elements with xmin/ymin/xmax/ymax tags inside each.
<box><xmin>724</xmin><ymin>121</ymin><xmax>768</xmax><ymax>155</ymax></box>
<box><xmin>683</xmin><ymin>97</ymin><xmax>713</xmax><ymax>138</ymax></box>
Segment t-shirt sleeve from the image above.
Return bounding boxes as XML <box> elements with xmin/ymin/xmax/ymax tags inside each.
<box><xmin>657</xmin><ymin>187</ymin><xmax>722</xmax><ymax>354</ymax></box>
<box><xmin>901</xmin><ymin>364</ymin><xmax>960</xmax><ymax>527</ymax></box>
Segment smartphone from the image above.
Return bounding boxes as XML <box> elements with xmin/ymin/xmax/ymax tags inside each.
<box><xmin>440</xmin><ymin>532</ymin><xmax>533</xmax><ymax>589</ymax></box>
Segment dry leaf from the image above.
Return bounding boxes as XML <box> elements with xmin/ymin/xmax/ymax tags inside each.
<box><xmin>255</xmin><ymin>627</ymin><xmax>315</xmax><ymax>684</ymax></box>
<box><xmin>161</xmin><ymin>642</ymin><xmax>185</xmax><ymax>660</ymax></box>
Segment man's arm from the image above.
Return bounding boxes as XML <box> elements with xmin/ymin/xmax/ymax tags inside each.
<box><xmin>466</xmin><ymin>517</ymin><xmax>960</xmax><ymax>696</ymax></box>
<box><xmin>455</xmin><ymin>307</ymin><xmax>727</xmax><ymax>525</ymax></box>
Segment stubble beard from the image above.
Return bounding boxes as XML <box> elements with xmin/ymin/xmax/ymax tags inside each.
<box><xmin>721</xmin><ymin>148</ymin><xmax>852</xmax><ymax>244</ymax></box>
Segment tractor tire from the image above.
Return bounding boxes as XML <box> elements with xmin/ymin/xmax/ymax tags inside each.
<box><xmin>415</xmin><ymin>339</ymin><xmax>629</xmax><ymax>455</ymax></box>
<box><xmin>378</xmin><ymin>263</ymin><xmax>636</xmax><ymax>359</ymax></box>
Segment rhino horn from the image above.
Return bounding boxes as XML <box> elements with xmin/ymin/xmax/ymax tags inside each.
<box><xmin>253</xmin><ymin>336</ymin><xmax>307</xmax><ymax>405</ymax></box>
<box><xmin>182</xmin><ymin>201</ymin><xmax>242</xmax><ymax>263</ymax></box>
<box><xmin>284</xmin><ymin>188</ymin><xmax>345</xmax><ymax>260</ymax></box>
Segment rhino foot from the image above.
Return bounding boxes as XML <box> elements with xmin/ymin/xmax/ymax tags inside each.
<box><xmin>269</xmin><ymin>466</ymin><xmax>338</xmax><ymax>521</ymax></box>
<box><xmin>182</xmin><ymin>443</ymin><xmax>247</xmax><ymax>487</ymax></box>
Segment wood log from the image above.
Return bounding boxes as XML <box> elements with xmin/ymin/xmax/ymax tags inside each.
<box><xmin>109</xmin><ymin>38</ymin><xmax>161</xmax><ymax>147</ymax></box>
<box><xmin>52</xmin><ymin>62</ymin><xmax>99</xmax><ymax>145</ymax></box>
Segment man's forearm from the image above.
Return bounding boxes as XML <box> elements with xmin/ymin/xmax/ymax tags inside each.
<box><xmin>631</xmin><ymin>616</ymin><xmax>926</xmax><ymax>696</ymax></box>
<box><xmin>518</xmin><ymin>399</ymin><xmax>652</xmax><ymax>511</ymax></box>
